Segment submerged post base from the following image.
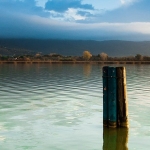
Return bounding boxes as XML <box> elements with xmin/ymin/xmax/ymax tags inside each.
<box><xmin>120</xmin><ymin>121</ymin><xmax>129</xmax><ymax>128</ymax></box>
<box><xmin>108</xmin><ymin>121</ymin><xmax>117</xmax><ymax>128</ymax></box>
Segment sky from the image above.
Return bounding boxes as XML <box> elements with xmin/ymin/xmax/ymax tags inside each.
<box><xmin>0</xmin><ymin>0</ymin><xmax>150</xmax><ymax>40</ymax></box>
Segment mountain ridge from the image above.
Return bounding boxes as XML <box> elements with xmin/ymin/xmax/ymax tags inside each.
<box><xmin>0</xmin><ymin>39</ymin><xmax>150</xmax><ymax>56</ymax></box>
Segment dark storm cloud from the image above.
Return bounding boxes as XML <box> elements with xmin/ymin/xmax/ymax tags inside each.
<box><xmin>0</xmin><ymin>0</ymin><xmax>150</xmax><ymax>40</ymax></box>
<box><xmin>0</xmin><ymin>0</ymin><xmax>49</xmax><ymax>17</ymax></box>
<box><xmin>45</xmin><ymin>0</ymin><xmax>94</xmax><ymax>12</ymax></box>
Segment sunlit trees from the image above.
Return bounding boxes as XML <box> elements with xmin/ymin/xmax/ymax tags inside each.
<box><xmin>35</xmin><ymin>53</ymin><xmax>42</xmax><ymax>58</ymax></box>
<box><xmin>83</xmin><ymin>50</ymin><xmax>92</xmax><ymax>60</ymax></box>
<box><xmin>99</xmin><ymin>52</ymin><xmax>108</xmax><ymax>61</ymax></box>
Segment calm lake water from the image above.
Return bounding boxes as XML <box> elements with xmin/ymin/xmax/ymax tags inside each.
<box><xmin>0</xmin><ymin>64</ymin><xmax>150</xmax><ymax>150</ymax></box>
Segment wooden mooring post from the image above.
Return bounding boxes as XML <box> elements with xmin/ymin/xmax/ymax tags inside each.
<box><xmin>117</xmin><ymin>67</ymin><xmax>129</xmax><ymax>128</ymax></box>
<box><xmin>103</xmin><ymin>66</ymin><xmax>129</xmax><ymax>128</ymax></box>
<box><xmin>103</xmin><ymin>66</ymin><xmax>109</xmax><ymax>127</ymax></box>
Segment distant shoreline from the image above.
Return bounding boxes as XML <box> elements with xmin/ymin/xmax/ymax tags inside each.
<box><xmin>0</xmin><ymin>61</ymin><xmax>150</xmax><ymax>64</ymax></box>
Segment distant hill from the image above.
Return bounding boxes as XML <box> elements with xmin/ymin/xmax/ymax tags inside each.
<box><xmin>0</xmin><ymin>38</ymin><xmax>150</xmax><ymax>56</ymax></box>
<box><xmin>0</xmin><ymin>46</ymin><xmax>35</xmax><ymax>56</ymax></box>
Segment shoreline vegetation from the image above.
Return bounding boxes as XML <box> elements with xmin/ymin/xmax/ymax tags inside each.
<box><xmin>1</xmin><ymin>51</ymin><xmax>150</xmax><ymax>64</ymax></box>
<box><xmin>1</xmin><ymin>61</ymin><xmax>150</xmax><ymax>64</ymax></box>
<box><xmin>0</xmin><ymin>61</ymin><xmax>150</xmax><ymax>64</ymax></box>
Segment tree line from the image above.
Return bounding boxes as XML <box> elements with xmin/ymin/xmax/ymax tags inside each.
<box><xmin>83</xmin><ymin>51</ymin><xmax>150</xmax><ymax>61</ymax></box>
<box><xmin>0</xmin><ymin>51</ymin><xmax>150</xmax><ymax>61</ymax></box>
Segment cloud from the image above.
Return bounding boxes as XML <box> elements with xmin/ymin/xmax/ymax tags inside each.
<box><xmin>0</xmin><ymin>0</ymin><xmax>49</xmax><ymax>17</ymax></box>
<box><xmin>0</xmin><ymin>0</ymin><xmax>150</xmax><ymax>41</ymax></box>
<box><xmin>120</xmin><ymin>0</ymin><xmax>138</xmax><ymax>5</ymax></box>
<box><xmin>0</xmin><ymin>0</ymin><xmax>94</xmax><ymax>22</ymax></box>
<box><xmin>47</xmin><ymin>8</ymin><xmax>92</xmax><ymax>22</ymax></box>
<box><xmin>88</xmin><ymin>0</ymin><xmax>150</xmax><ymax>23</ymax></box>
<box><xmin>64</xmin><ymin>8</ymin><xmax>86</xmax><ymax>21</ymax></box>
<box><xmin>0</xmin><ymin>0</ymin><xmax>146</xmax><ymax>23</ymax></box>
<box><xmin>1</xmin><ymin>10</ymin><xmax>150</xmax><ymax>40</ymax></box>
<box><xmin>45</xmin><ymin>0</ymin><xmax>94</xmax><ymax>12</ymax></box>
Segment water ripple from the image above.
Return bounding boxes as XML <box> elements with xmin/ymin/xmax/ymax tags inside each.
<box><xmin>0</xmin><ymin>64</ymin><xmax>150</xmax><ymax>149</ymax></box>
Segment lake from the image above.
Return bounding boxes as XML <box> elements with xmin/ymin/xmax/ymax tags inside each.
<box><xmin>0</xmin><ymin>64</ymin><xmax>150</xmax><ymax>150</ymax></box>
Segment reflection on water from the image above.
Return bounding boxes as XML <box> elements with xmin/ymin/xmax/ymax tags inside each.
<box><xmin>103</xmin><ymin>127</ymin><xmax>128</xmax><ymax>150</ymax></box>
<box><xmin>83</xmin><ymin>64</ymin><xmax>92</xmax><ymax>77</ymax></box>
<box><xmin>0</xmin><ymin>125</ymin><xmax>6</xmax><ymax>141</ymax></box>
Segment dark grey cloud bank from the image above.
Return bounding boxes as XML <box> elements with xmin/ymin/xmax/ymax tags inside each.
<box><xmin>0</xmin><ymin>0</ymin><xmax>150</xmax><ymax>40</ymax></box>
<box><xmin>0</xmin><ymin>0</ymin><xmax>49</xmax><ymax>17</ymax></box>
<box><xmin>45</xmin><ymin>0</ymin><xmax>94</xmax><ymax>12</ymax></box>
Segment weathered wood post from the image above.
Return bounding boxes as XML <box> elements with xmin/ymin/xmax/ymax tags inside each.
<box><xmin>117</xmin><ymin>67</ymin><xmax>129</xmax><ymax>128</ymax></box>
<box><xmin>108</xmin><ymin>67</ymin><xmax>117</xmax><ymax>128</ymax></box>
<box><xmin>103</xmin><ymin>66</ymin><xmax>129</xmax><ymax>128</ymax></box>
<box><xmin>103</xmin><ymin>66</ymin><xmax>109</xmax><ymax>127</ymax></box>
<box><xmin>103</xmin><ymin>66</ymin><xmax>109</xmax><ymax>126</ymax></box>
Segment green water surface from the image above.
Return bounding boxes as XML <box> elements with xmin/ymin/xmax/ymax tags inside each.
<box><xmin>0</xmin><ymin>64</ymin><xmax>150</xmax><ymax>150</ymax></box>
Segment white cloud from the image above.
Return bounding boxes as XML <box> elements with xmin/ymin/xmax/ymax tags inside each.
<box><xmin>25</xmin><ymin>14</ymin><xmax>150</xmax><ymax>35</ymax></box>
<box><xmin>64</xmin><ymin>8</ymin><xmax>86</xmax><ymax>21</ymax></box>
<box><xmin>47</xmin><ymin>8</ymin><xmax>88</xmax><ymax>22</ymax></box>
<box><xmin>120</xmin><ymin>0</ymin><xmax>138</xmax><ymax>5</ymax></box>
<box><xmin>82</xmin><ymin>22</ymin><xmax>150</xmax><ymax>35</ymax></box>
<box><xmin>120</xmin><ymin>22</ymin><xmax>150</xmax><ymax>34</ymax></box>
